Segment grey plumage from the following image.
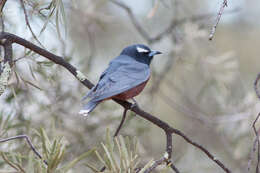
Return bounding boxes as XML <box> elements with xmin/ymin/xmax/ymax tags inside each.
<box><xmin>78</xmin><ymin>100</ymin><xmax>99</xmax><ymax>116</ymax></box>
<box><xmin>89</xmin><ymin>55</ymin><xmax>150</xmax><ymax>102</ymax></box>
<box><xmin>79</xmin><ymin>44</ymin><xmax>161</xmax><ymax>116</ymax></box>
<box><xmin>79</xmin><ymin>55</ymin><xmax>150</xmax><ymax>116</ymax></box>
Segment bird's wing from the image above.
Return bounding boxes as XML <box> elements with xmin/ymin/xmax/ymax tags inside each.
<box><xmin>81</xmin><ymin>67</ymin><xmax>110</xmax><ymax>101</ymax></box>
<box><xmin>89</xmin><ymin>60</ymin><xmax>150</xmax><ymax>102</ymax></box>
<box><xmin>81</xmin><ymin>56</ymin><xmax>126</xmax><ymax>100</ymax></box>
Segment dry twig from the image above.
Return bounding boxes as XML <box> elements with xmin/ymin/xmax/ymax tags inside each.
<box><xmin>114</xmin><ymin>108</ymin><xmax>128</xmax><ymax>137</ymax></box>
<box><xmin>19</xmin><ymin>0</ymin><xmax>44</xmax><ymax>47</ymax></box>
<box><xmin>110</xmin><ymin>0</ymin><xmax>152</xmax><ymax>42</ymax></box>
<box><xmin>209</xmin><ymin>0</ymin><xmax>228</xmax><ymax>40</ymax></box>
<box><xmin>111</xmin><ymin>0</ymin><xmax>238</xmax><ymax>43</ymax></box>
<box><xmin>254</xmin><ymin>73</ymin><xmax>260</xmax><ymax>100</ymax></box>
<box><xmin>0</xmin><ymin>0</ymin><xmax>7</xmax><ymax>31</ymax></box>
<box><xmin>252</xmin><ymin>113</ymin><xmax>260</xmax><ymax>173</ymax></box>
<box><xmin>0</xmin><ymin>134</ymin><xmax>48</xmax><ymax>165</ymax></box>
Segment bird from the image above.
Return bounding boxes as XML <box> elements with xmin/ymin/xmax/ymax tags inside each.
<box><xmin>79</xmin><ymin>44</ymin><xmax>162</xmax><ymax>116</ymax></box>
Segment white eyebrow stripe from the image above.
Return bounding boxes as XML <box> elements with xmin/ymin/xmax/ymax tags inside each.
<box><xmin>137</xmin><ymin>47</ymin><xmax>149</xmax><ymax>53</ymax></box>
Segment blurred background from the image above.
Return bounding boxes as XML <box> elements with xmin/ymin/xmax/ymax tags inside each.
<box><xmin>1</xmin><ymin>0</ymin><xmax>260</xmax><ymax>172</ymax></box>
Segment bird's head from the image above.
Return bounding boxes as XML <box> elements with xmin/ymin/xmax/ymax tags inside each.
<box><xmin>120</xmin><ymin>44</ymin><xmax>162</xmax><ymax>65</ymax></box>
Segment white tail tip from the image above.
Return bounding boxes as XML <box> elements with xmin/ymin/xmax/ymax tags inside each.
<box><xmin>78</xmin><ymin>110</ymin><xmax>90</xmax><ymax>117</ymax></box>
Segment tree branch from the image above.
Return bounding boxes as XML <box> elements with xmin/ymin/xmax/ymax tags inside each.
<box><xmin>209</xmin><ymin>0</ymin><xmax>228</xmax><ymax>40</ymax></box>
<box><xmin>0</xmin><ymin>0</ymin><xmax>7</xmax><ymax>31</ymax></box>
<box><xmin>19</xmin><ymin>0</ymin><xmax>44</xmax><ymax>47</ymax></box>
<box><xmin>0</xmin><ymin>32</ymin><xmax>231</xmax><ymax>173</ymax></box>
<box><xmin>0</xmin><ymin>135</ymin><xmax>48</xmax><ymax>165</ymax></box>
<box><xmin>252</xmin><ymin>113</ymin><xmax>260</xmax><ymax>173</ymax></box>
<box><xmin>254</xmin><ymin>72</ymin><xmax>260</xmax><ymax>100</ymax></box>
<box><xmin>109</xmin><ymin>0</ymin><xmax>152</xmax><ymax>42</ymax></box>
<box><xmin>111</xmin><ymin>0</ymin><xmax>237</xmax><ymax>44</ymax></box>
<box><xmin>113</xmin><ymin>108</ymin><xmax>128</xmax><ymax>137</ymax></box>
<box><xmin>0</xmin><ymin>39</ymin><xmax>12</xmax><ymax>96</ymax></box>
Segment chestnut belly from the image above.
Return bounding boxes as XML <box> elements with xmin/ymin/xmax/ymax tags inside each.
<box><xmin>112</xmin><ymin>79</ymin><xmax>149</xmax><ymax>100</ymax></box>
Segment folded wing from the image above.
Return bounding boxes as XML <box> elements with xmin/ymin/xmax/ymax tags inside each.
<box><xmin>84</xmin><ymin>55</ymin><xmax>150</xmax><ymax>102</ymax></box>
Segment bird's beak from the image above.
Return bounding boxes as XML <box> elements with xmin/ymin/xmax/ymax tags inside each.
<box><xmin>149</xmin><ymin>50</ymin><xmax>162</xmax><ymax>57</ymax></box>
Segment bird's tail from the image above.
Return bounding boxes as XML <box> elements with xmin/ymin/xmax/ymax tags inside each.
<box><xmin>79</xmin><ymin>100</ymin><xmax>100</xmax><ymax>116</ymax></box>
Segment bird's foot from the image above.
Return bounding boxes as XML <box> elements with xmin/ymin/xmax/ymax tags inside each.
<box><xmin>130</xmin><ymin>103</ymin><xmax>138</xmax><ymax>110</ymax></box>
<box><xmin>130</xmin><ymin>98</ymin><xmax>139</xmax><ymax>110</ymax></box>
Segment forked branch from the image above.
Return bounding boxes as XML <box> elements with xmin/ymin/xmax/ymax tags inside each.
<box><xmin>0</xmin><ymin>135</ymin><xmax>48</xmax><ymax>165</ymax></box>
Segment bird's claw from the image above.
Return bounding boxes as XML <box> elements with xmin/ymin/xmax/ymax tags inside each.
<box><xmin>130</xmin><ymin>98</ymin><xmax>140</xmax><ymax>110</ymax></box>
<box><xmin>130</xmin><ymin>102</ymin><xmax>138</xmax><ymax>110</ymax></box>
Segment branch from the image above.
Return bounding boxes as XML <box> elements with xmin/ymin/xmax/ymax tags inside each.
<box><xmin>209</xmin><ymin>0</ymin><xmax>228</xmax><ymax>40</ymax></box>
<box><xmin>0</xmin><ymin>32</ymin><xmax>94</xmax><ymax>89</ymax></box>
<box><xmin>0</xmin><ymin>0</ymin><xmax>7</xmax><ymax>13</ymax></box>
<box><xmin>248</xmin><ymin>138</ymin><xmax>257</xmax><ymax>173</ymax></box>
<box><xmin>252</xmin><ymin>113</ymin><xmax>260</xmax><ymax>173</ymax></box>
<box><xmin>113</xmin><ymin>108</ymin><xmax>128</xmax><ymax>137</ymax></box>
<box><xmin>0</xmin><ymin>135</ymin><xmax>48</xmax><ymax>165</ymax></box>
<box><xmin>0</xmin><ymin>39</ymin><xmax>12</xmax><ymax>96</ymax></box>
<box><xmin>111</xmin><ymin>0</ymin><xmax>237</xmax><ymax>44</ymax></box>
<box><xmin>109</xmin><ymin>0</ymin><xmax>152</xmax><ymax>42</ymax></box>
<box><xmin>0</xmin><ymin>32</ymin><xmax>231</xmax><ymax>173</ymax></box>
<box><xmin>1</xmin><ymin>152</ymin><xmax>25</xmax><ymax>172</ymax></box>
<box><xmin>19</xmin><ymin>0</ymin><xmax>44</xmax><ymax>47</ymax></box>
<box><xmin>255</xmin><ymin>72</ymin><xmax>260</xmax><ymax>100</ymax></box>
<box><xmin>0</xmin><ymin>0</ymin><xmax>7</xmax><ymax>31</ymax></box>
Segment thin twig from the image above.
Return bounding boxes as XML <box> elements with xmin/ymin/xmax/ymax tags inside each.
<box><xmin>111</xmin><ymin>0</ymin><xmax>237</xmax><ymax>43</ymax></box>
<box><xmin>144</xmin><ymin>157</ymin><xmax>165</xmax><ymax>173</ymax></box>
<box><xmin>19</xmin><ymin>0</ymin><xmax>44</xmax><ymax>47</ymax></box>
<box><xmin>143</xmin><ymin>133</ymin><xmax>173</xmax><ymax>173</ymax></box>
<box><xmin>143</xmin><ymin>132</ymin><xmax>180</xmax><ymax>173</ymax></box>
<box><xmin>1</xmin><ymin>153</ymin><xmax>26</xmax><ymax>173</ymax></box>
<box><xmin>114</xmin><ymin>108</ymin><xmax>128</xmax><ymax>137</ymax></box>
<box><xmin>110</xmin><ymin>0</ymin><xmax>152</xmax><ymax>42</ymax></box>
<box><xmin>170</xmin><ymin>163</ymin><xmax>180</xmax><ymax>173</ymax></box>
<box><xmin>0</xmin><ymin>32</ymin><xmax>231</xmax><ymax>173</ymax></box>
<box><xmin>168</xmin><ymin>126</ymin><xmax>230</xmax><ymax>173</ymax></box>
<box><xmin>209</xmin><ymin>0</ymin><xmax>228</xmax><ymax>40</ymax></box>
<box><xmin>1</xmin><ymin>152</ymin><xmax>20</xmax><ymax>171</ymax></box>
<box><xmin>0</xmin><ymin>135</ymin><xmax>48</xmax><ymax>165</ymax></box>
<box><xmin>248</xmin><ymin>136</ymin><xmax>258</xmax><ymax>173</ymax></box>
<box><xmin>253</xmin><ymin>113</ymin><xmax>260</xmax><ymax>173</ymax></box>
<box><xmin>0</xmin><ymin>0</ymin><xmax>7</xmax><ymax>32</ymax></box>
<box><xmin>254</xmin><ymin>73</ymin><xmax>260</xmax><ymax>100</ymax></box>
<box><xmin>0</xmin><ymin>0</ymin><xmax>7</xmax><ymax>13</ymax></box>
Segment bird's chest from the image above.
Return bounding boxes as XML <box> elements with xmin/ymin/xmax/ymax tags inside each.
<box><xmin>113</xmin><ymin>78</ymin><xmax>150</xmax><ymax>100</ymax></box>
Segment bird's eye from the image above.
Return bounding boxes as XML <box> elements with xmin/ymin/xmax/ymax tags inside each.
<box><xmin>136</xmin><ymin>47</ymin><xmax>149</xmax><ymax>53</ymax></box>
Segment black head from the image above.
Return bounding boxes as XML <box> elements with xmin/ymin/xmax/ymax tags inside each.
<box><xmin>120</xmin><ymin>44</ymin><xmax>162</xmax><ymax>65</ymax></box>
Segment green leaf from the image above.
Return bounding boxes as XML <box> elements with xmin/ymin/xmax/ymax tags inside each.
<box><xmin>28</xmin><ymin>63</ymin><xmax>37</xmax><ymax>81</ymax></box>
<box><xmin>119</xmin><ymin>135</ymin><xmax>129</xmax><ymax>167</ymax></box>
<box><xmin>55</xmin><ymin>6</ymin><xmax>61</xmax><ymax>39</ymax></box>
<box><xmin>40</xmin><ymin>4</ymin><xmax>56</xmax><ymax>35</ymax></box>
<box><xmin>20</xmin><ymin>77</ymin><xmax>43</xmax><ymax>91</ymax></box>
<box><xmin>101</xmin><ymin>143</ymin><xmax>116</xmax><ymax>172</ymax></box>
<box><xmin>138</xmin><ymin>159</ymin><xmax>154</xmax><ymax>173</ymax></box>
<box><xmin>84</xmin><ymin>163</ymin><xmax>100</xmax><ymax>173</ymax></box>
<box><xmin>58</xmin><ymin>0</ymin><xmax>67</xmax><ymax>36</ymax></box>
<box><xmin>39</xmin><ymin>128</ymin><xmax>51</xmax><ymax>157</ymax></box>
<box><xmin>36</xmin><ymin>61</ymin><xmax>55</xmax><ymax>67</ymax></box>
<box><xmin>95</xmin><ymin>150</ymin><xmax>107</xmax><ymax>168</ymax></box>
